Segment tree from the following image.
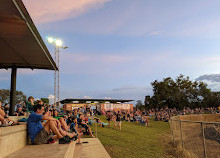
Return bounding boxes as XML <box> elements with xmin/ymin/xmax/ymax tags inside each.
<box><xmin>145</xmin><ymin>74</ymin><xmax>212</xmax><ymax>109</ymax></box>
<box><xmin>41</xmin><ymin>98</ymin><xmax>49</xmax><ymax>104</ymax></box>
<box><xmin>0</xmin><ymin>89</ymin><xmax>10</xmax><ymax>104</ymax></box>
<box><xmin>0</xmin><ymin>89</ymin><xmax>27</xmax><ymax>105</ymax></box>
<box><xmin>135</xmin><ymin>100</ymin><xmax>145</xmax><ymax>110</ymax></box>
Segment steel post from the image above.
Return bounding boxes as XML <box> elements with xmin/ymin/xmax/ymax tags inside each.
<box><xmin>9</xmin><ymin>67</ymin><xmax>17</xmax><ymax>116</ymax></box>
<box><xmin>180</xmin><ymin>120</ymin><xmax>184</xmax><ymax>149</ymax></box>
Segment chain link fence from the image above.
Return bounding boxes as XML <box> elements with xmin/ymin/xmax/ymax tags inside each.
<box><xmin>170</xmin><ymin>114</ymin><xmax>220</xmax><ymax>158</ymax></box>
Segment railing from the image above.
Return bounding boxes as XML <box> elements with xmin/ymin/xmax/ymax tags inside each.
<box><xmin>170</xmin><ymin>114</ymin><xmax>220</xmax><ymax>158</ymax></box>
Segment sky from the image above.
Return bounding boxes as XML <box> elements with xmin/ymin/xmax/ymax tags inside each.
<box><xmin>1</xmin><ymin>0</ymin><xmax>220</xmax><ymax>104</ymax></box>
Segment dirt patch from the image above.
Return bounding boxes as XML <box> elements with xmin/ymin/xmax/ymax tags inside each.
<box><xmin>160</xmin><ymin>133</ymin><xmax>198</xmax><ymax>158</ymax></box>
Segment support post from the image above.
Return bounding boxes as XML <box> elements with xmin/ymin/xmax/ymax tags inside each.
<box><xmin>9</xmin><ymin>67</ymin><xmax>17</xmax><ymax>116</ymax></box>
<box><xmin>180</xmin><ymin>120</ymin><xmax>184</xmax><ymax>149</ymax></box>
<box><xmin>170</xmin><ymin>119</ymin><xmax>174</xmax><ymax>142</ymax></box>
<box><xmin>202</xmin><ymin>122</ymin><xmax>207</xmax><ymax>158</ymax></box>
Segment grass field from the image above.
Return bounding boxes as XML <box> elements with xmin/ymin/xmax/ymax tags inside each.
<box><xmin>90</xmin><ymin>116</ymin><xmax>171</xmax><ymax>158</ymax></box>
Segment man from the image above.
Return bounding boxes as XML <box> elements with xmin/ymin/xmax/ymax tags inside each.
<box><xmin>114</xmin><ymin>111</ymin><xmax>122</xmax><ymax>130</ymax></box>
<box><xmin>27</xmin><ymin>104</ymin><xmax>71</xmax><ymax>144</ymax></box>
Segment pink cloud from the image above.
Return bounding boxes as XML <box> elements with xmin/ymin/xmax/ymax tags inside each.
<box><xmin>23</xmin><ymin>0</ymin><xmax>111</xmax><ymax>24</ymax></box>
<box><xmin>61</xmin><ymin>52</ymin><xmax>134</xmax><ymax>64</ymax></box>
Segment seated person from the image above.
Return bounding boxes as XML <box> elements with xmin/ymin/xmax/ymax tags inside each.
<box><xmin>26</xmin><ymin>96</ymin><xmax>35</xmax><ymax>113</ymax></box>
<box><xmin>0</xmin><ymin>101</ymin><xmax>6</xmax><ymax>126</ymax></box>
<box><xmin>16</xmin><ymin>101</ymin><xmax>22</xmax><ymax>109</ymax></box>
<box><xmin>15</xmin><ymin>107</ymin><xmax>25</xmax><ymax>116</ymax></box>
<box><xmin>52</xmin><ymin>109</ymin><xmax>68</xmax><ymax>131</ymax></box>
<box><xmin>27</xmin><ymin>104</ymin><xmax>71</xmax><ymax>144</ymax></box>
<box><xmin>77</xmin><ymin>114</ymin><xmax>95</xmax><ymax>138</ymax></box>
<box><xmin>45</xmin><ymin>107</ymin><xmax>78</xmax><ymax>140</ymax></box>
<box><xmin>4</xmin><ymin>104</ymin><xmax>10</xmax><ymax>115</ymax></box>
<box><xmin>70</xmin><ymin>116</ymin><xmax>83</xmax><ymax>143</ymax></box>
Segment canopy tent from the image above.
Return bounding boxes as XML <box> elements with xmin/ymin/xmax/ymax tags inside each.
<box><xmin>0</xmin><ymin>0</ymin><xmax>58</xmax><ymax>115</ymax></box>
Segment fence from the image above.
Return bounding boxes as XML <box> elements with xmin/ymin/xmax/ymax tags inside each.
<box><xmin>170</xmin><ymin>114</ymin><xmax>220</xmax><ymax>158</ymax></box>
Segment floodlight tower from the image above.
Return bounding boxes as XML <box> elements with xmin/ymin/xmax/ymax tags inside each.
<box><xmin>47</xmin><ymin>37</ymin><xmax>67</xmax><ymax>106</ymax></box>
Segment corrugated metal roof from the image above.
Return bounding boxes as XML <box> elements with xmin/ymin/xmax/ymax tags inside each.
<box><xmin>60</xmin><ymin>98</ymin><xmax>134</xmax><ymax>104</ymax></box>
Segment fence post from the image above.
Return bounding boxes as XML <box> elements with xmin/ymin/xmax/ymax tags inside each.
<box><xmin>201</xmin><ymin>122</ymin><xmax>207</xmax><ymax>158</ymax></box>
<box><xmin>170</xmin><ymin>119</ymin><xmax>174</xmax><ymax>142</ymax></box>
<box><xmin>180</xmin><ymin>120</ymin><xmax>184</xmax><ymax>149</ymax></box>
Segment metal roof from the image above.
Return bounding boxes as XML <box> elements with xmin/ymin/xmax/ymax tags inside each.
<box><xmin>60</xmin><ymin>98</ymin><xmax>134</xmax><ymax>104</ymax></box>
<box><xmin>0</xmin><ymin>0</ymin><xmax>57</xmax><ymax>70</ymax></box>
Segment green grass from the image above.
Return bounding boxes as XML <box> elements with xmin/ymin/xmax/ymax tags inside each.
<box><xmin>90</xmin><ymin>116</ymin><xmax>170</xmax><ymax>158</ymax></box>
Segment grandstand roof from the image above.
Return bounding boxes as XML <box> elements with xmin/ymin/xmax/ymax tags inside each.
<box><xmin>0</xmin><ymin>0</ymin><xmax>57</xmax><ymax>70</ymax></box>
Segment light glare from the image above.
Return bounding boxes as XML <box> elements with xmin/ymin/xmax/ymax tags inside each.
<box><xmin>47</xmin><ymin>37</ymin><xmax>54</xmax><ymax>43</ymax></box>
<box><xmin>55</xmin><ymin>40</ymin><xmax>63</xmax><ymax>47</ymax></box>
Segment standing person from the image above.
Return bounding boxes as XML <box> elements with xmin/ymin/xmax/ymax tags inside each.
<box><xmin>106</xmin><ymin>111</ymin><xmax>112</xmax><ymax>128</ymax></box>
<box><xmin>114</xmin><ymin>111</ymin><xmax>122</xmax><ymax>130</ymax></box>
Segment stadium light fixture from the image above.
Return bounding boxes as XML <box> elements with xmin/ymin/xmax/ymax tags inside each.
<box><xmin>55</xmin><ymin>39</ymin><xmax>63</xmax><ymax>47</ymax></box>
<box><xmin>47</xmin><ymin>37</ymin><xmax>54</xmax><ymax>43</ymax></box>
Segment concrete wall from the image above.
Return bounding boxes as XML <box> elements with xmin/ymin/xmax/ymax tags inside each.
<box><xmin>0</xmin><ymin>125</ymin><xmax>27</xmax><ymax>158</ymax></box>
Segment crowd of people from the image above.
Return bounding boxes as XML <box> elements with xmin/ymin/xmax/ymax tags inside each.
<box><xmin>147</xmin><ymin>106</ymin><xmax>220</xmax><ymax>122</ymax></box>
<box><xmin>1</xmin><ymin>96</ymin><xmax>220</xmax><ymax>146</ymax></box>
<box><xmin>0</xmin><ymin>96</ymin><xmax>97</xmax><ymax>144</ymax></box>
<box><xmin>104</xmin><ymin>110</ymin><xmax>150</xmax><ymax>129</ymax></box>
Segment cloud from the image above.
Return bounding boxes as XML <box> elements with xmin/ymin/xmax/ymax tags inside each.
<box><xmin>199</xmin><ymin>79</ymin><xmax>220</xmax><ymax>92</ymax></box>
<box><xmin>100</xmin><ymin>84</ymin><xmax>153</xmax><ymax>102</ymax></box>
<box><xmin>83</xmin><ymin>96</ymin><xmax>92</xmax><ymax>99</ymax></box>
<box><xmin>196</xmin><ymin>74</ymin><xmax>220</xmax><ymax>91</ymax></box>
<box><xmin>104</xmin><ymin>97</ymin><xmax>112</xmax><ymax>99</ymax></box>
<box><xmin>148</xmin><ymin>31</ymin><xmax>160</xmax><ymax>36</ymax></box>
<box><xmin>60</xmin><ymin>52</ymin><xmax>136</xmax><ymax>76</ymax></box>
<box><xmin>196</xmin><ymin>74</ymin><xmax>220</xmax><ymax>82</ymax></box>
<box><xmin>23</xmin><ymin>0</ymin><xmax>111</xmax><ymax>24</ymax></box>
<box><xmin>60</xmin><ymin>50</ymin><xmax>220</xmax><ymax>79</ymax></box>
<box><xmin>47</xmin><ymin>94</ymin><xmax>55</xmax><ymax>104</ymax></box>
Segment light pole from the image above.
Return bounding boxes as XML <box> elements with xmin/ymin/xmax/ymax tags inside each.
<box><xmin>47</xmin><ymin>37</ymin><xmax>68</xmax><ymax>106</ymax></box>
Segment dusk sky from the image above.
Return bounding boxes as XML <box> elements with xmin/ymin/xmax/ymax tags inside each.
<box><xmin>1</xmin><ymin>0</ymin><xmax>220</xmax><ymax>104</ymax></box>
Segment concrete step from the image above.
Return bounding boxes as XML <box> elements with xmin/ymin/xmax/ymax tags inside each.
<box><xmin>73</xmin><ymin>138</ymin><xmax>110</xmax><ymax>158</ymax></box>
<box><xmin>0</xmin><ymin>125</ymin><xmax>27</xmax><ymax>158</ymax></box>
<box><xmin>5</xmin><ymin>141</ymin><xmax>76</xmax><ymax>158</ymax></box>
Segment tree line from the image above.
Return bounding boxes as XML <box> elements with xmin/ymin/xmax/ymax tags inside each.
<box><xmin>0</xmin><ymin>89</ymin><xmax>49</xmax><ymax>105</ymax></box>
<box><xmin>136</xmin><ymin>74</ymin><xmax>220</xmax><ymax>110</ymax></box>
